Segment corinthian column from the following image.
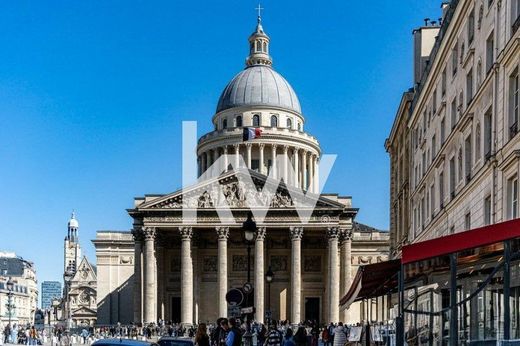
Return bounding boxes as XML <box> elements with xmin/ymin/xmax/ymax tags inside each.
<box><xmin>290</xmin><ymin>227</ymin><xmax>304</xmax><ymax>324</ymax></box>
<box><xmin>132</xmin><ymin>229</ymin><xmax>143</xmax><ymax>324</ymax></box>
<box><xmin>293</xmin><ymin>148</ymin><xmax>300</xmax><ymax>187</ymax></box>
<box><xmin>271</xmin><ymin>145</ymin><xmax>277</xmax><ymax>178</ymax></box>
<box><xmin>179</xmin><ymin>227</ymin><xmax>194</xmax><ymax>326</ymax></box>
<box><xmin>259</xmin><ymin>143</ymin><xmax>265</xmax><ymax>174</ymax></box>
<box><xmin>142</xmin><ymin>227</ymin><xmax>156</xmax><ymax>324</ymax></box>
<box><xmin>234</xmin><ymin>144</ymin><xmax>240</xmax><ymax>169</ymax></box>
<box><xmin>283</xmin><ymin>146</ymin><xmax>289</xmax><ymax>184</ymax></box>
<box><xmin>327</xmin><ymin>227</ymin><xmax>340</xmax><ymax>323</ymax></box>
<box><xmin>340</xmin><ymin>229</ymin><xmax>353</xmax><ymax>323</ymax></box>
<box><xmin>255</xmin><ymin>227</ymin><xmax>266</xmax><ymax>322</ymax></box>
<box><xmin>223</xmin><ymin>146</ymin><xmax>229</xmax><ymax>173</ymax></box>
<box><xmin>246</xmin><ymin>143</ymin><xmax>252</xmax><ymax>169</ymax></box>
<box><xmin>216</xmin><ymin>227</ymin><xmax>229</xmax><ymax>318</ymax></box>
<box><xmin>302</xmin><ymin>151</ymin><xmax>308</xmax><ymax>190</ymax></box>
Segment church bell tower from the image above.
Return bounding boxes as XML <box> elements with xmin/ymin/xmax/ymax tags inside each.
<box><xmin>64</xmin><ymin>212</ymin><xmax>82</xmax><ymax>279</ymax></box>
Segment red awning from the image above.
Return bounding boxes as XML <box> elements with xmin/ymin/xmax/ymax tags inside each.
<box><xmin>339</xmin><ymin>259</ymin><xmax>400</xmax><ymax>310</ymax></box>
<box><xmin>402</xmin><ymin>218</ymin><xmax>520</xmax><ymax>265</ymax></box>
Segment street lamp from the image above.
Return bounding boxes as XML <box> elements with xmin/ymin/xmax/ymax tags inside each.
<box><xmin>265</xmin><ymin>266</ymin><xmax>274</xmax><ymax>325</ymax></box>
<box><xmin>242</xmin><ymin>211</ymin><xmax>256</xmax><ymax>346</ymax></box>
<box><xmin>51</xmin><ymin>298</ymin><xmax>60</xmax><ymax>346</ymax></box>
<box><xmin>6</xmin><ymin>277</ymin><xmax>15</xmax><ymax>328</ymax></box>
<box><xmin>242</xmin><ymin>211</ymin><xmax>256</xmax><ymax>285</ymax></box>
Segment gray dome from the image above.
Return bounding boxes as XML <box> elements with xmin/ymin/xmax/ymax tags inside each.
<box><xmin>216</xmin><ymin>65</ymin><xmax>301</xmax><ymax>114</ymax></box>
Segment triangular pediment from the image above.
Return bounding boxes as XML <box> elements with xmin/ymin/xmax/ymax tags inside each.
<box><xmin>136</xmin><ymin>169</ymin><xmax>347</xmax><ymax>211</ymax></box>
<box><xmin>72</xmin><ymin>306</ymin><xmax>96</xmax><ymax>315</ymax></box>
<box><xmin>71</xmin><ymin>257</ymin><xmax>97</xmax><ymax>282</ymax></box>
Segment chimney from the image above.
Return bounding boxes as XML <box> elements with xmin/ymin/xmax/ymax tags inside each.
<box><xmin>413</xmin><ymin>25</ymin><xmax>440</xmax><ymax>85</ymax></box>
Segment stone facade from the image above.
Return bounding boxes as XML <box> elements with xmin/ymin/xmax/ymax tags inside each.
<box><xmin>387</xmin><ymin>0</ymin><xmax>520</xmax><ymax>245</ymax></box>
<box><xmin>0</xmin><ymin>252</ymin><xmax>38</xmax><ymax>326</ymax></box>
<box><xmin>94</xmin><ymin>15</ymin><xmax>390</xmax><ymax>326</ymax></box>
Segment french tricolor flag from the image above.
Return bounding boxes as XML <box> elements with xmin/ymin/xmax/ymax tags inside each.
<box><xmin>242</xmin><ymin>127</ymin><xmax>262</xmax><ymax>141</ymax></box>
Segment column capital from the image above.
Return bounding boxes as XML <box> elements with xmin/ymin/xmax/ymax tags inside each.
<box><xmin>233</xmin><ymin>143</ymin><xmax>240</xmax><ymax>149</ymax></box>
<box><xmin>223</xmin><ymin>146</ymin><xmax>228</xmax><ymax>153</ymax></box>
<box><xmin>179</xmin><ymin>226</ymin><xmax>193</xmax><ymax>240</ymax></box>
<box><xmin>326</xmin><ymin>227</ymin><xmax>340</xmax><ymax>240</ymax></box>
<box><xmin>141</xmin><ymin>227</ymin><xmax>156</xmax><ymax>241</ymax></box>
<box><xmin>283</xmin><ymin>145</ymin><xmax>289</xmax><ymax>153</ymax></box>
<box><xmin>289</xmin><ymin>226</ymin><xmax>304</xmax><ymax>240</ymax></box>
<box><xmin>340</xmin><ymin>229</ymin><xmax>353</xmax><ymax>242</ymax></box>
<box><xmin>131</xmin><ymin>228</ymin><xmax>144</xmax><ymax>242</ymax></box>
<box><xmin>256</xmin><ymin>227</ymin><xmax>267</xmax><ymax>240</ymax></box>
<box><xmin>272</xmin><ymin>144</ymin><xmax>278</xmax><ymax>150</ymax></box>
<box><xmin>293</xmin><ymin>147</ymin><xmax>300</xmax><ymax>154</ymax></box>
<box><xmin>259</xmin><ymin>143</ymin><xmax>265</xmax><ymax>149</ymax></box>
<box><xmin>216</xmin><ymin>226</ymin><xmax>229</xmax><ymax>240</ymax></box>
<box><xmin>246</xmin><ymin>142</ymin><xmax>252</xmax><ymax>149</ymax></box>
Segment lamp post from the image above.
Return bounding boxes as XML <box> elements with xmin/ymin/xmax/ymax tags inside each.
<box><xmin>265</xmin><ymin>266</ymin><xmax>274</xmax><ymax>325</ymax></box>
<box><xmin>51</xmin><ymin>298</ymin><xmax>60</xmax><ymax>346</ymax></box>
<box><xmin>6</xmin><ymin>277</ymin><xmax>15</xmax><ymax>329</ymax></box>
<box><xmin>242</xmin><ymin>212</ymin><xmax>256</xmax><ymax>346</ymax></box>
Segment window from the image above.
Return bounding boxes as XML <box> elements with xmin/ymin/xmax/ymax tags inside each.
<box><xmin>450</xmin><ymin>157</ymin><xmax>456</xmax><ymax>197</ymax></box>
<box><xmin>467</xmin><ymin>68</ymin><xmax>474</xmax><ymax>105</ymax></box>
<box><xmin>270</xmin><ymin>115</ymin><xmax>278</xmax><ymax>127</ymax></box>
<box><xmin>484</xmin><ymin>107</ymin><xmax>493</xmax><ymax>158</ymax></box>
<box><xmin>468</xmin><ymin>9</ymin><xmax>475</xmax><ymax>45</ymax></box>
<box><xmin>458</xmin><ymin>147</ymin><xmax>463</xmax><ymax>182</ymax></box>
<box><xmin>512</xmin><ymin>0</ymin><xmax>520</xmax><ymax>35</ymax></box>
<box><xmin>432</xmin><ymin>134</ymin><xmax>436</xmax><ymax>157</ymax></box>
<box><xmin>433</xmin><ymin>90</ymin><xmax>437</xmax><ymax>114</ymax></box>
<box><xmin>256</xmin><ymin>40</ymin><xmax>262</xmax><ymax>52</ymax></box>
<box><xmin>475</xmin><ymin>122</ymin><xmax>481</xmax><ymax>162</ymax></box>
<box><xmin>486</xmin><ymin>31</ymin><xmax>494</xmax><ymax>73</ymax></box>
<box><xmin>508</xmin><ymin>176</ymin><xmax>519</xmax><ymax>219</ymax></box>
<box><xmin>223</xmin><ymin>118</ymin><xmax>227</xmax><ymax>129</ymax></box>
<box><xmin>510</xmin><ymin>68</ymin><xmax>519</xmax><ymax>139</ymax></box>
<box><xmin>442</xmin><ymin>68</ymin><xmax>447</xmax><ymax>96</ymax></box>
<box><xmin>484</xmin><ymin>195</ymin><xmax>492</xmax><ymax>225</ymax></box>
<box><xmin>465</xmin><ymin>212</ymin><xmax>471</xmax><ymax>230</ymax></box>
<box><xmin>236</xmin><ymin>115</ymin><xmax>243</xmax><ymax>127</ymax></box>
<box><xmin>253</xmin><ymin>114</ymin><xmax>260</xmax><ymax>127</ymax></box>
<box><xmin>439</xmin><ymin>172</ymin><xmax>445</xmax><ymax>207</ymax></box>
<box><xmin>441</xmin><ymin>118</ymin><xmax>446</xmax><ymax>144</ymax></box>
<box><xmin>286</xmin><ymin>118</ymin><xmax>292</xmax><ymax>129</ymax></box>
<box><xmin>465</xmin><ymin>134</ymin><xmax>472</xmax><ymax>182</ymax></box>
<box><xmin>297</xmin><ymin>122</ymin><xmax>301</xmax><ymax>131</ymax></box>
<box><xmin>263</xmin><ymin>41</ymin><xmax>267</xmax><ymax>52</ymax></box>
<box><xmin>451</xmin><ymin>98</ymin><xmax>457</xmax><ymax>129</ymax></box>
<box><xmin>452</xmin><ymin>45</ymin><xmax>458</xmax><ymax>76</ymax></box>
<box><xmin>430</xmin><ymin>184</ymin><xmax>435</xmax><ymax>217</ymax></box>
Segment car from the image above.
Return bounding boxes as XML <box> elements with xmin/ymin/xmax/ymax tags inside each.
<box><xmin>158</xmin><ymin>336</ymin><xmax>195</xmax><ymax>346</ymax></box>
<box><xmin>92</xmin><ymin>338</ymin><xmax>159</xmax><ymax>346</ymax></box>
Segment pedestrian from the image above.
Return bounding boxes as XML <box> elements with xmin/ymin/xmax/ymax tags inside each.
<box><xmin>195</xmin><ymin>323</ymin><xmax>210</xmax><ymax>346</ymax></box>
<box><xmin>282</xmin><ymin>328</ymin><xmax>295</xmax><ymax>346</ymax></box>
<box><xmin>223</xmin><ymin>319</ymin><xmax>241</xmax><ymax>346</ymax></box>
<box><xmin>293</xmin><ymin>327</ymin><xmax>307</xmax><ymax>346</ymax></box>
<box><xmin>61</xmin><ymin>331</ymin><xmax>71</xmax><ymax>346</ymax></box>
<box><xmin>266</xmin><ymin>321</ymin><xmax>282</xmax><ymax>346</ymax></box>
<box><xmin>332</xmin><ymin>323</ymin><xmax>346</xmax><ymax>346</ymax></box>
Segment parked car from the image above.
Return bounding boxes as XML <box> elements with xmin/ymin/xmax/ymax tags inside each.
<box><xmin>158</xmin><ymin>336</ymin><xmax>195</xmax><ymax>346</ymax></box>
<box><xmin>92</xmin><ymin>338</ymin><xmax>159</xmax><ymax>346</ymax></box>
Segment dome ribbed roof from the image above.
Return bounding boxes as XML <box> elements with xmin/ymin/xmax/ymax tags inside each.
<box><xmin>216</xmin><ymin>65</ymin><xmax>301</xmax><ymax>114</ymax></box>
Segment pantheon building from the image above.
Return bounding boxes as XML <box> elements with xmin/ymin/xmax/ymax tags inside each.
<box><xmin>94</xmin><ymin>16</ymin><xmax>389</xmax><ymax>326</ymax></box>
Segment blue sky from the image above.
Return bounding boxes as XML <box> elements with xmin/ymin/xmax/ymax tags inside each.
<box><xmin>0</xmin><ymin>1</ymin><xmax>441</xmax><ymax>285</ymax></box>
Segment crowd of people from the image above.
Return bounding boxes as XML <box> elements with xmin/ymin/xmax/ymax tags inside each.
<box><xmin>0</xmin><ymin>319</ymin><xmax>392</xmax><ymax>346</ymax></box>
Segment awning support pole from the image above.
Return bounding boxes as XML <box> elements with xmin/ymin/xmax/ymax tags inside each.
<box><xmin>449</xmin><ymin>253</ymin><xmax>458</xmax><ymax>346</ymax></box>
<box><xmin>428</xmin><ymin>289</ymin><xmax>434</xmax><ymax>346</ymax></box>
<box><xmin>504</xmin><ymin>240</ymin><xmax>511</xmax><ymax>341</ymax></box>
<box><xmin>396</xmin><ymin>266</ymin><xmax>404</xmax><ymax>346</ymax></box>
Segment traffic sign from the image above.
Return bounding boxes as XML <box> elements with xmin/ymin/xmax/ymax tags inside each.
<box><xmin>241</xmin><ymin>306</ymin><xmax>255</xmax><ymax>314</ymax></box>
<box><xmin>226</xmin><ymin>288</ymin><xmax>244</xmax><ymax>306</ymax></box>
<box><xmin>243</xmin><ymin>282</ymin><xmax>253</xmax><ymax>294</ymax></box>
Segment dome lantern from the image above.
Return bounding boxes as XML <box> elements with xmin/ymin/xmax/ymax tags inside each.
<box><xmin>246</xmin><ymin>9</ymin><xmax>272</xmax><ymax>67</ymax></box>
